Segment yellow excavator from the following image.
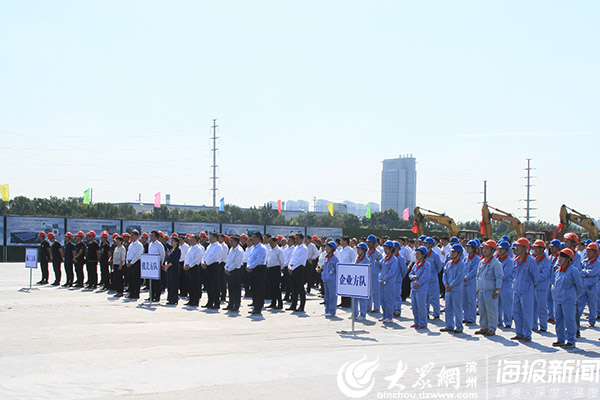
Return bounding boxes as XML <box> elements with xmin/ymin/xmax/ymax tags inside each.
<box><xmin>414</xmin><ymin>207</ymin><xmax>460</xmax><ymax>237</ymax></box>
<box><xmin>559</xmin><ymin>205</ymin><xmax>599</xmax><ymax>241</ymax></box>
<box><xmin>481</xmin><ymin>204</ymin><xmax>526</xmax><ymax>239</ymax></box>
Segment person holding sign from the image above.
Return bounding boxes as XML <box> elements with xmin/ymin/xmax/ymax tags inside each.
<box><xmin>148</xmin><ymin>231</ymin><xmax>166</xmax><ymax>302</ymax></box>
<box><xmin>318</xmin><ymin>241</ymin><xmax>339</xmax><ymax>317</ymax></box>
<box><xmin>409</xmin><ymin>246</ymin><xmax>431</xmax><ymax>329</ymax></box>
<box><xmin>354</xmin><ymin>242</ymin><xmax>370</xmax><ymax>320</ymax></box>
<box><xmin>379</xmin><ymin>241</ymin><xmax>398</xmax><ymax>324</ymax></box>
<box><xmin>162</xmin><ymin>237</ymin><xmax>181</xmax><ymax>305</ymax></box>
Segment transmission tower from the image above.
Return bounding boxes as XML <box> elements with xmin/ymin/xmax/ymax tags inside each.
<box><xmin>520</xmin><ymin>158</ymin><xmax>536</xmax><ymax>222</ymax></box>
<box><xmin>210</xmin><ymin>119</ymin><xmax>219</xmax><ymax>208</ymax></box>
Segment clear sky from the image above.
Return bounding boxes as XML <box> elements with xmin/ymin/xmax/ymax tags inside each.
<box><xmin>1</xmin><ymin>0</ymin><xmax>598</xmax><ymax>223</ymax></box>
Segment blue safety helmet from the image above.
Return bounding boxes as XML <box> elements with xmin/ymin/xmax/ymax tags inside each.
<box><xmin>418</xmin><ymin>235</ymin><xmax>427</xmax><ymax>242</ymax></box>
<box><xmin>560</xmin><ymin>242</ymin><xmax>565</xmax><ymax>249</ymax></box>
<box><xmin>466</xmin><ymin>240</ymin><xmax>478</xmax><ymax>248</ymax></box>
<box><xmin>416</xmin><ymin>246</ymin><xmax>429</xmax><ymax>256</ymax></box>
<box><xmin>596</xmin><ymin>240</ymin><xmax>600</xmax><ymax>246</ymax></box>
<box><xmin>585</xmin><ymin>239</ymin><xmax>592</xmax><ymax>246</ymax></box>
<box><xmin>549</xmin><ymin>239</ymin><xmax>562</xmax><ymax>248</ymax></box>
<box><xmin>393</xmin><ymin>241</ymin><xmax>401</xmax><ymax>248</ymax></box>
<box><xmin>383</xmin><ymin>240</ymin><xmax>395</xmax><ymax>248</ymax></box>
<box><xmin>366</xmin><ymin>234</ymin><xmax>377</xmax><ymax>242</ymax></box>
<box><xmin>326</xmin><ymin>241</ymin><xmax>337</xmax><ymax>250</ymax></box>
<box><xmin>498</xmin><ymin>240</ymin><xmax>511</xmax><ymax>249</ymax></box>
<box><xmin>501</xmin><ymin>235</ymin><xmax>510</xmax><ymax>242</ymax></box>
<box><xmin>356</xmin><ymin>242</ymin><xmax>368</xmax><ymax>251</ymax></box>
<box><xmin>424</xmin><ymin>237</ymin><xmax>435</xmax><ymax>245</ymax></box>
<box><xmin>449</xmin><ymin>236</ymin><xmax>459</xmax><ymax>244</ymax></box>
<box><xmin>473</xmin><ymin>238</ymin><xmax>481</xmax><ymax>247</ymax></box>
<box><xmin>451</xmin><ymin>244</ymin><xmax>464</xmax><ymax>253</ymax></box>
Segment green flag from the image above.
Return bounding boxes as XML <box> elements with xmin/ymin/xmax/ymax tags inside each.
<box><xmin>366</xmin><ymin>206</ymin><xmax>371</xmax><ymax>219</ymax></box>
<box><xmin>83</xmin><ymin>188</ymin><xmax>91</xmax><ymax>205</ymax></box>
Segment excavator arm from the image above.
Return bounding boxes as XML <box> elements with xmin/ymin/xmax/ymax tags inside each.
<box><xmin>559</xmin><ymin>205</ymin><xmax>599</xmax><ymax>241</ymax></box>
<box><xmin>481</xmin><ymin>204</ymin><xmax>526</xmax><ymax>238</ymax></box>
<box><xmin>414</xmin><ymin>207</ymin><xmax>459</xmax><ymax>237</ymax></box>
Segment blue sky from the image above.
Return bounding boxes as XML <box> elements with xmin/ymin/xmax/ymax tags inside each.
<box><xmin>1</xmin><ymin>0</ymin><xmax>598</xmax><ymax>223</ymax></box>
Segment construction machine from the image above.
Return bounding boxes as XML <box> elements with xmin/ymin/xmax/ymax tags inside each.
<box><xmin>481</xmin><ymin>204</ymin><xmax>526</xmax><ymax>239</ymax></box>
<box><xmin>559</xmin><ymin>205</ymin><xmax>599</xmax><ymax>241</ymax></box>
<box><xmin>414</xmin><ymin>207</ymin><xmax>459</xmax><ymax>237</ymax></box>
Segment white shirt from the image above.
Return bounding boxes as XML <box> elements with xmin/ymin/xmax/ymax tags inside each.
<box><xmin>218</xmin><ymin>242</ymin><xmax>229</xmax><ymax>263</ymax></box>
<box><xmin>148</xmin><ymin>240</ymin><xmax>166</xmax><ymax>264</ymax></box>
<box><xmin>267</xmin><ymin>245</ymin><xmax>286</xmax><ymax>268</ymax></box>
<box><xmin>203</xmin><ymin>242</ymin><xmax>221</xmax><ymax>265</ymax></box>
<box><xmin>225</xmin><ymin>245</ymin><xmax>244</xmax><ymax>271</ymax></box>
<box><xmin>284</xmin><ymin>245</ymin><xmax>296</xmax><ymax>266</ymax></box>
<box><xmin>306</xmin><ymin>242</ymin><xmax>320</xmax><ymax>260</ymax></box>
<box><xmin>126</xmin><ymin>240</ymin><xmax>143</xmax><ymax>264</ymax></box>
<box><xmin>289</xmin><ymin>244</ymin><xmax>308</xmax><ymax>270</ymax></box>
<box><xmin>179</xmin><ymin>242</ymin><xmax>190</xmax><ymax>262</ymax></box>
<box><xmin>338</xmin><ymin>245</ymin><xmax>356</xmax><ymax>264</ymax></box>
<box><xmin>184</xmin><ymin>244</ymin><xmax>204</xmax><ymax>267</ymax></box>
<box><xmin>113</xmin><ymin>245</ymin><xmax>126</xmax><ymax>266</ymax></box>
<box><xmin>243</xmin><ymin>245</ymin><xmax>253</xmax><ymax>263</ymax></box>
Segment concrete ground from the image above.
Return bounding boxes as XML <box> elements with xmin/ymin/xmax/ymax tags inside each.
<box><xmin>1</xmin><ymin>262</ymin><xmax>600</xmax><ymax>400</ymax></box>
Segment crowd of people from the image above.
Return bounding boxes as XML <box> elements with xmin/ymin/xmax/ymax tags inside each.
<box><xmin>34</xmin><ymin>229</ymin><xmax>600</xmax><ymax>348</ymax></box>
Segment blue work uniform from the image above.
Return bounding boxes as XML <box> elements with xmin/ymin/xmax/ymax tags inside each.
<box><xmin>354</xmin><ymin>254</ymin><xmax>370</xmax><ymax>318</ymax></box>
<box><xmin>476</xmin><ymin>256</ymin><xmax>504</xmax><ymax>332</ymax></box>
<box><xmin>379</xmin><ymin>255</ymin><xmax>398</xmax><ymax>320</ymax></box>
<box><xmin>368</xmin><ymin>249</ymin><xmax>382</xmax><ymax>313</ymax></box>
<box><xmin>552</xmin><ymin>264</ymin><xmax>583</xmax><ymax>345</ymax></box>
<box><xmin>577</xmin><ymin>256</ymin><xmax>600</xmax><ymax>327</ymax></box>
<box><xmin>394</xmin><ymin>254</ymin><xmax>408</xmax><ymax>316</ymax></box>
<box><xmin>547</xmin><ymin>254</ymin><xmax>559</xmax><ymax>321</ymax></box>
<box><xmin>497</xmin><ymin>254</ymin><xmax>514</xmax><ymax>327</ymax></box>
<box><xmin>533</xmin><ymin>254</ymin><xmax>552</xmax><ymax>331</ymax></box>
<box><xmin>513</xmin><ymin>255</ymin><xmax>540</xmax><ymax>340</ymax></box>
<box><xmin>427</xmin><ymin>250</ymin><xmax>442</xmax><ymax>318</ymax></box>
<box><xmin>462</xmin><ymin>254</ymin><xmax>481</xmax><ymax>323</ymax></box>
<box><xmin>443</xmin><ymin>258</ymin><xmax>466</xmax><ymax>331</ymax></box>
<box><xmin>409</xmin><ymin>260</ymin><xmax>431</xmax><ymax>327</ymax></box>
<box><xmin>322</xmin><ymin>254</ymin><xmax>339</xmax><ymax>315</ymax></box>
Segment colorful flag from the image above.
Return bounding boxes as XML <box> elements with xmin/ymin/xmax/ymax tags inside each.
<box><xmin>327</xmin><ymin>203</ymin><xmax>334</xmax><ymax>216</ymax></box>
<box><xmin>154</xmin><ymin>192</ymin><xmax>161</xmax><ymax>208</ymax></box>
<box><xmin>402</xmin><ymin>208</ymin><xmax>409</xmax><ymax>221</ymax></box>
<box><xmin>219</xmin><ymin>197</ymin><xmax>225</xmax><ymax>212</ymax></box>
<box><xmin>365</xmin><ymin>206</ymin><xmax>371</xmax><ymax>219</ymax></box>
<box><xmin>277</xmin><ymin>200</ymin><xmax>282</xmax><ymax>214</ymax></box>
<box><xmin>480</xmin><ymin>221</ymin><xmax>486</xmax><ymax>235</ymax></box>
<box><xmin>556</xmin><ymin>223</ymin><xmax>563</xmax><ymax>232</ymax></box>
<box><xmin>411</xmin><ymin>220</ymin><xmax>419</xmax><ymax>234</ymax></box>
<box><xmin>0</xmin><ymin>184</ymin><xmax>9</xmax><ymax>201</ymax></box>
<box><xmin>83</xmin><ymin>188</ymin><xmax>91</xmax><ymax>205</ymax></box>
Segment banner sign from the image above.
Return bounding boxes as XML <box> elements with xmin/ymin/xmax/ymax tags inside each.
<box><xmin>265</xmin><ymin>225</ymin><xmax>306</xmax><ymax>237</ymax></box>
<box><xmin>140</xmin><ymin>253</ymin><xmax>161</xmax><ymax>280</ymax></box>
<box><xmin>307</xmin><ymin>227</ymin><xmax>343</xmax><ymax>239</ymax></box>
<box><xmin>122</xmin><ymin>220</ymin><xmax>172</xmax><ymax>237</ymax></box>
<box><xmin>7</xmin><ymin>216</ymin><xmax>65</xmax><ymax>246</ymax></box>
<box><xmin>336</xmin><ymin>263</ymin><xmax>370</xmax><ymax>299</ymax></box>
<box><xmin>0</xmin><ymin>217</ymin><xmax>4</xmax><ymax>246</ymax></box>
<box><xmin>25</xmin><ymin>248</ymin><xmax>38</xmax><ymax>269</ymax></box>
<box><xmin>174</xmin><ymin>222</ymin><xmax>220</xmax><ymax>235</ymax></box>
<box><xmin>66</xmin><ymin>218</ymin><xmax>120</xmax><ymax>243</ymax></box>
<box><xmin>222</xmin><ymin>224</ymin><xmax>264</xmax><ymax>236</ymax></box>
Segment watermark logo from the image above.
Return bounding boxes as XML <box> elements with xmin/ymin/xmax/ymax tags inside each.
<box><xmin>337</xmin><ymin>355</ymin><xmax>380</xmax><ymax>398</ymax></box>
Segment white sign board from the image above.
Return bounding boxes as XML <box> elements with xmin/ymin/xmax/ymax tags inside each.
<box><xmin>140</xmin><ymin>253</ymin><xmax>161</xmax><ymax>280</ymax></box>
<box><xmin>307</xmin><ymin>226</ymin><xmax>343</xmax><ymax>239</ymax></box>
<box><xmin>25</xmin><ymin>248</ymin><xmax>38</xmax><ymax>269</ymax></box>
<box><xmin>265</xmin><ymin>225</ymin><xmax>305</xmax><ymax>237</ymax></box>
<box><xmin>336</xmin><ymin>263</ymin><xmax>370</xmax><ymax>299</ymax></box>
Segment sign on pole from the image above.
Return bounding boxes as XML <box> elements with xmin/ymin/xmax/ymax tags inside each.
<box><xmin>336</xmin><ymin>263</ymin><xmax>370</xmax><ymax>299</ymax></box>
<box><xmin>25</xmin><ymin>248</ymin><xmax>38</xmax><ymax>269</ymax></box>
<box><xmin>140</xmin><ymin>253</ymin><xmax>161</xmax><ymax>280</ymax></box>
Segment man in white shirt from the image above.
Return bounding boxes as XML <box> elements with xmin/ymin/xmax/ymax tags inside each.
<box><xmin>282</xmin><ymin>235</ymin><xmax>296</xmax><ymax>302</ymax></box>
<box><xmin>202</xmin><ymin>232</ymin><xmax>222</xmax><ymax>309</ymax></box>
<box><xmin>266</xmin><ymin>237</ymin><xmax>286</xmax><ymax>309</ymax></box>
<box><xmin>288</xmin><ymin>233</ymin><xmax>308</xmax><ymax>312</ymax></box>
<box><xmin>217</xmin><ymin>233</ymin><xmax>229</xmax><ymax>303</ymax></box>
<box><xmin>148</xmin><ymin>231</ymin><xmax>166</xmax><ymax>302</ymax></box>
<box><xmin>183</xmin><ymin>235</ymin><xmax>204</xmax><ymax>307</ymax></box>
<box><xmin>125</xmin><ymin>230</ymin><xmax>143</xmax><ymax>299</ymax></box>
<box><xmin>224</xmin><ymin>236</ymin><xmax>244</xmax><ymax>312</ymax></box>
<box><xmin>247</xmin><ymin>232</ymin><xmax>268</xmax><ymax>314</ymax></box>
<box><xmin>305</xmin><ymin>235</ymin><xmax>320</xmax><ymax>294</ymax></box>
<box><xmin>178</xmin><ymin>235</ymin><xmax>191</xmax><ymax>298</ymax></box>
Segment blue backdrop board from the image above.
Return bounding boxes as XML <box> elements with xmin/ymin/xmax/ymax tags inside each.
<box><xmin>265</xmin><ymin>225</ymin><xmax>306</xmax><ymax>237</ymax></box>
<box><xmin>66</xmin><ymin>218</ymin><xmax>120</xmax><ymax>243</ymax></box>
<box><xmin>6</xmin><ymin>216</ymin><xmax>66</xmax><ymax>246</ymax></box>
<box><xmin>306</xmin><ymin>227</ymin><xmax>343</xmax><ymax>239</ymax></box>
<box><xmin>222</xmin><ymin>224</ymin><xmax>264</xmax><ymax>236</ymax></box>
<box><xmin>122</xmin><ymin>220</ymin><xmax>172</xmax><ymax>236</ymax></box>
<box><xmin>0</xmin><ymin>217</ymin><xmax>4</xmax><ymax>246</ymax></box>
<box><xmin>173</xmin><ymin>222</ymin><xmax>220</xmax><ymax>235</ymax></box>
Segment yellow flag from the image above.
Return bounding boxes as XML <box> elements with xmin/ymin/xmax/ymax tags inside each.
<box><xmin>0</xmin><ymin>184</ymin><xmax>8</xmax><ymax>201</ymax></box>
<box><xmin>327</xmin><ymin>203</ymin><xmax>334</xmax><ymax>216</ymax></box>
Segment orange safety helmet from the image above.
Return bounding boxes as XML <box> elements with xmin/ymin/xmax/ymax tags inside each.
<box><xmin>586</xmin><ymin>243</ymin><xmax>599</xmax><ymax>252</ymax></box>
<box><xmin>559</xmin><ymin>248</ymin><xmax>575</xmax><ymax>260</ymax></box>
<box><xmin>532</xmin><ymin>239</ymin><xmax>546</xmax><ymax>248</ymax></box>
<box><xmin>515</xmin><ymin>237</ymin><xmax>531</xmax><ymax>248</ymax></box>
<box><xmin>482</xmin><ymin>240</ymin><xmax>498</xmax><ymax>250</ymax></box>
<box><xmin>564</xmin><ymin>232</ymin><xmax>579</xmax><ymax>243</ymax></box>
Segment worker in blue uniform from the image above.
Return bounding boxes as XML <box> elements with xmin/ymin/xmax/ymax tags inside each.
<box><xmin>393</xmin><ymin>241</ymin><xmax>408</xmax><ymax>317</ymax></box>
<box><xmin>440</xmin><ymin>244</ymin><xmax>466</xmax><ymax>333</ymax></box>
<box><xmin>379</xmin><ymin>241</ymin><xmax>398</xmax><ymax>324</ymax></box>
<box><xmin>366</xmin><ymin>235</ymin><xmax>382</xmax><ymax>314</ymax></box>
<box><xmin>577</xmin><ymin>242</ymin><xmax>600</xmax><ymax>330</ymax></box>
<box><xmin>547</xmin><ymin>239</ymin><xmax>562</xmax><ymax>323</ymax></box>
<box><xmin>564</xmin><ymin>232</ymin><xmax>582</xmax><ymax>270</ymax></box>
<box><xmin>423</xmin><ymin>237</ymin><xmax>442</xmax><ymax>320</ymax></box>
<box><xmin>474</xmin><ymin>240</ymin><xmax>504</xmax><ymax>336</ymax></box>
<box><xmin>462</xmin><ymin>240</ymin><xmax>480</xmax><ymax>324</ymax></box>
<box><xmin>532</xmin><ymin>240</ymin><xmax>552</xmax><ymax>332</ymax></box>
<box><xmin>511</xmin><ymin>238</ymin><xmax>540</xmax><ymax>342</ymax></box>
<box><xmin>496</xmin><ymin>240</ymin><xmax>514</xmax><ymax>328</ymax></box>
<box><xmin>319</xmin><ymin>241</ymin><xmax>339</xmax><ymax>317</ymax></box>
<box><xmin>409</xmin><ymin>246</ymin><xmax>431</xmax><ymax>329</ymax></box>
<box><xmin>354</xmin><ymin>242</ymin><xmax>370</xmax><ymax>320</ymax></box>
<box><xmin>551</xmin><ymin>248</ymin><xmax>583</xmax><ymax>348</ymax></box>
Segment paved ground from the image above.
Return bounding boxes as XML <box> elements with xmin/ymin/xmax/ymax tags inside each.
<box><xmin>1</xmin><ymin>262</ymin><xmax>600</xmax><ymax>400</ymax></box>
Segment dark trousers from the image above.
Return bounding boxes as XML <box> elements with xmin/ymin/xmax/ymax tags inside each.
<box><xmin>242</xmin><ymin>264</ymin><xmax>251</xmax><ymax>297</ymax></box>
<box><xmin>86</xmin><ymin>261</ymin><xmax>98</xmax><ymax>287</ymax></box>
<box><xmin>282</xmin><ymin>267</ymin><xmax>292</xmax><ymax>300</ymax></box>
<box><xmin>100</xmin><ymin>260</ymin><xmax>110</xmax><ymax>287</ymax></box>
<box><xmin>306</xmin><ymin>259</ymin><xmax>316</xmax><ymax>293</ymax></box>
<box><xmin>74</xmin><ymin>262</ymin><xmax>85</xmax><ymax>286</ymax></box>
<box><xmin>151</xmin><ymin>278</ymin><xmax>161</xmax><ymax>301</ymax></box>
<box><xmin>186</xmin><ymin>266</ymin><xmax>201</xmax><ymax>305</ymax></box>
<box><xmin>40</xmin><ymin>260</ymin><xmax>49</xmax><ymax>281</ymax></box>
<box><xmin>179</xmin><ymin>262</ymin><xmax>188</xmax><ymax>297</ymax></box>
<box><xmin>160</xmin><ymin>268</ymin><xmax>167</xmax><ymax>291</ymax></box>
<box><xmin>206</xmin><ymin>262</ymin><xmax>220</xmax><ymax>308</ymax></box>
<box><xmin>113</xmin><ymin>265</ymin><xmax>124</xmax><ymax>294</ymax></box>
<box><xmin>166</xmin><ymin>265</ymin><xmax>180</xmax><ymax>303</ymax></box>
<box><xmin>64</xmin><ymin>260</ymin><xmax>74</xmax><ymax>284</ymax></box>
<box><xmin>52</xmin><ymin>260</ymin><xmax>62</xmax><ymax>284</ymax></box>
<box><xmin>218</xmin><ymin>262</ymin><xmax>226</xmax><ymax>301</ymax></box>
<box><xmin>267</xmin><ymin>266</ymin><xmax>282</xmax><ymax>308</ymax></box>
<box><xmin>128</xmin><ymin>261</ymin><xmax>141</xmax><ymax>298</ymax></box>
<box><xmin>438</xmin><ymin>269</ymin><xmax>445</xmax><ymax>298</ymax></box>
<box><xmin>290</xmin><ymin>265</ymin><xmax>306</xmax><ymax>310</ymax></box>
<box><xmin>402</xmin><ymin>268</ymin><xmax>412</xmax><ymax>301</ymax></box>
<box><xmin>251</xmin><ymin>265</ymin><xmax>267</xmax><ymax>312</ymax></box>
<box><xmin>227</xmin><ymin>268</ymin><xmax>242</xmax><ymax>310</ymax></box>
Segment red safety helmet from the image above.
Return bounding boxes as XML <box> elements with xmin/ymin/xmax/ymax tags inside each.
<box><xmin>482</xmin><ymin>240</ymin><xmax>497</xmax><ymax>250</ymax></box>
<box><xmin>122</xmin><ymin>232</ymin><xmax>131</xmax><ymax>238</ymax></box>
<box><xmin>564</xmin><ymin>232</ymin><xmax>579</xmax><ymax>243</ymax></box>
<box><xmin>515</xmin><ymin>238</ymin><xmax>531</xmax><ymax>248</ymax></box>
<box><xmin>38</xmin><ymin>231</ymin><xmax>46</xmax><ymax>237</ymax></box>
<box><xmin>100</xmin><ymin>231</ymin><xmax>109</xmax><ymax>238</ymax></box>
<box><xmin>76</xmin><ymin>231</ymin><xmax>85</xmax><ymax>237</ymax></box>
<box><xmin>586</xmin><ymin>243</ymin><xmax>599</xmax><ymax>252</ymax></box>
<box><xmin>140</xmin><ymin>232</ymin><xmax>149</xmax><ymax>239</ymax></box>
<box><xmin>86</xmin><ymin>231</ymin><xmax>96</xmax><ymax>238</ymax></box>
<box><xmin>47</xmin><ymin>232</ymin><xmax>55</xmax><ymax>239</ymax></box>
<box><xmin>532</xmin><ymin>239</ymin><xmax>546</xmax><ymax>248</ymax></box>
<box><xmin>65</xmin><ymin>232</ymin><xmax>73</xmax><ymax>238</ymax></box>
<box><xmin>560</xmin><ymin>248</ymin><xmax>575</xmax><ymax>260</ymax></box>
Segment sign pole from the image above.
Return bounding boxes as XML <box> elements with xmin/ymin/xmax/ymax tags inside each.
<box><xmin>20</xmin><ymin>248</ymin><xmax>39</xmax><ymax>292</ymax></box>
<box><xmin>29</xmin><ymin>268</ymin><xmax>32</xmax><ymax>290</ymax></box>
<box><xmin>336</xmin><ymin>263</ymin><xmax>370</xmax><ymax>336</ymax></box>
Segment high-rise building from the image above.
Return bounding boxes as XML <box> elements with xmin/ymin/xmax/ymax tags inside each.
<box><xmin>381</xmin><ymin>155</ymin><xmax>417</xmax><ymax>216</ymax></box>
<box><xmin>285</xmin><ymin>199</ymin><xmax>309</xmax><ymax>212</ymax></box>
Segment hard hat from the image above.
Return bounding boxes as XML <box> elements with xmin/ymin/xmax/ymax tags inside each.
<box><xmin>585</xmin><ymin>239</ymin><xmax>592</xmax><ymax>246</ymax></box>
<box><xmin>357</xmin><ymin>242</ymin><xmax>368</xmax><ymax>251</ymax></box>
<box><xmin>75</xmin><ymin>231</ymin><xmax>85</xmax><ymax>237</ymax></box>
<box><xmin>393</xmin><ymin>241</ymin><xmax>401</xmax><ymax>248</ymax></box>
<box><xmin>549</xmin><ymin>239</ymin><xmax>561</xmax><ymax>248</ymax></box>
<box><xmin>38</xmin><ymin>231</ymin><xmax>46</xmax><ymax>237</ymax></box>
<box><xmin>100</xmin><ymin>231</ymin><xmax>109</xmax><ymax>238</ymax></box>
<box><xmin>140</xmin><ymin>232</ymin><xmax>148</xmax><ymax>239</ymax></box>
<box><xmin>366</xmin><ymin>234</ymin><xmax>378</xmax><ymax>242</ymax></box>
<box><xmin>122</xmin><ymin>232</ymin><xmax>131</xmax><ymax>238</ymax></box>
<box><xmin>47</xmin><ymin>232</ymin><xmax>55</xmax><ymax>239</ymax></box>
<box><xmin>473</xmin><ymin>238</ymin><xmax>481</xmax><ymax>247</ymax></box>
<box><xmin>418</xmin><ymin>235</ymin><xmax>427</xmax><ymax>241</ymax></box>
<box><xmin>326</xmin><ymin>241</ymin><xmax>337</xmax><ymax>250</ymax></box>
<box><xmin>171</xmin><ymin>233</ymin><xmax>178</xmax><ymax>238</ymax></box>
<box><xmin>466</xmin><ymin>240</ymin><xmax>478</xmax><ymax>248</ymax></box>
<box><xmin>416</xmin><ymin>246</ymin><xmax>429</xmax><ymax>256</ymax></box>
<box><xmin>498</xmin><ymin>240</ymin><xmax>511</xmax><ymax>249</ymax></box>
<box><xmin>515</xmin><ymin>238</ymin><xmax>531</xmax><ymax>248</ymax></box>
<box><xmin>311</xmin><ymin>235</ymin><xmax>319</xmax><ymax>241</ymax></box>
<box><xmin>383</xmin><ymin>240</ymin><xmax>395</xmax><ymax>248</ymax></box>
<box><xmin>501</xmin><ymin>235</ymin><xmax>510</xmax><ymax>242</ymax></box>
<box><xmin>131</xmin><ymin>229</ymin><xmax>140</xmax><ymax>236</ymax></box>
<box><xmin>451</xmin><ymin>244</ymin><xmax>464</xmax><ymax>253</ymax></box>
<box><xmin>533</xmin><ymin>239</ymin><xmax>546</xmax><ymax>248</ymax></box>
<box><xmin>586</xmin><ymin>243</ymin><xmax>599</xmax><ymax>252</ymax></box>
<box><xmin>564</xmin><ymin>232</ymin><xmax>579</xmax><ymax>243</ymax></box>
<box><xmin>560</xmin><ymin>242</ymin><xmax>565</xmax><ymax>249</ymax></box>
<box><xmin>559</xmin><ymin>248</ymin><xmax>575</xmax><ymax>260</ymax></box>
<box><xmin>449</xmin><ymin>237</ymin><xmax>459</xmax><ymax>244</ymax></box>
<box><xmin>64</xmin><ymin>232</ymin><xmax>73</xmax><ymax>238</ymax></box>
<box><xmin>424</xmin><ymin>237</ymin><xmax>435</xmax><ymax>245</ymax></box>
<box><xmin>482</xmin><ymin>240</ymin><xmax>497</xmax><ymax>250</ymax></box>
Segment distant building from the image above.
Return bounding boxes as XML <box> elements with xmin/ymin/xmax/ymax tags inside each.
<box><xmin>267</xmin><ymin>200</ymin><xmax>285</xmax><ymax>210</ymax></box>
<box><xmin>285</xmin><ymin>199</ymin><xmax>309</xmax><ymax>212</ymax></box>
<box><xmin>367</xmin><ymin>202</ymin><xmax>380</xmax><ymax>213</ymax></box>
<box><xmin>381</xmin><ymin>155</ymin><xmax>417</xmax><ymax>217</ymax></box>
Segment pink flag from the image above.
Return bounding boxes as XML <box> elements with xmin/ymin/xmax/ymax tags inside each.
<box><xmin>277</xmin><ymin>200</ymin><xmax>282</xmax><ymax>214</ymax></box>
<box><xmin>402</xmin><ymin>208</ymin><xmax>409</xmax><ymax>221</ymax></box>
<box><xmin>154</xmin><ymin>192</ymin><xmax>161</xmax><ymax>208</ymax></box>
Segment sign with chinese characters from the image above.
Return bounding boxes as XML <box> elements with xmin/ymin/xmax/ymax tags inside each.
<box><xmin>140</xmin><ymin>253</ymin><xmax>160</xmax><ymax>280</ymax></box>
<box><xmin>336</xmin><ymin>263</ymin><xmax>370</xmax><ymax>299</ymax></box>
<box><xmin>25</xmin><ymin>248</ymin><xmax>37</xmax><ymax>269</ymax></box>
